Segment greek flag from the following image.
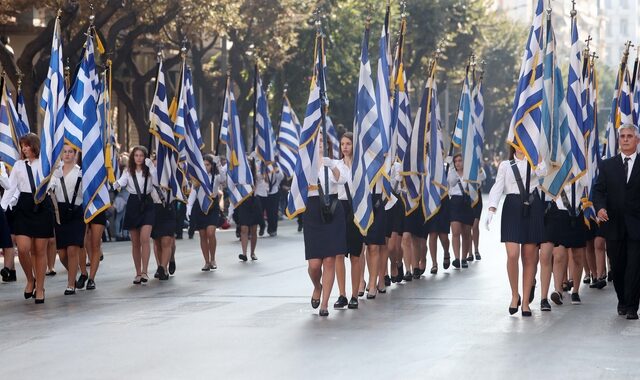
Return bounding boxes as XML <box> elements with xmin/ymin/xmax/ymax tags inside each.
<box><xmin>221</xmin><ymin>77</ymin><xmax>253</xmax><ymax>208</ymax></box>
<box><xmin>374</xmin><ymin>22</ymin><xmax>395</xmax><ymax>205</ymax></box>
<box><xmin>507</xmin><ymin>0</ymin><xmax>544</xmax><ymax>168</ymax></box>
<box><xmin>452</xmin><ymin>66</ymin><xmax>472</xmax><ymax>149</ymax></box>
<box><xmin>395</xmin><ymin>65</ymin><xmax>412</xmax><ymax>163</ymax></box>
<box><xmin>605</xmin><ymin>60</ymin><xmax>633</xmax><ymax>158</ymax></box>
<box><xmin>539</xmin><ymin>15</ymin><xmax>572</xmax><ymax>198</ymax></box>
<box><xmin>36</xmin><ymin>15</ymin><xmax>66</xmax><ymax>203</ymax></box>
<box><xmin>423</xmin><ymin>68</ymin><xmax>447</xmax><ymax>221</ymax></box>
<box><xmin>582</xmin><ymin>59</ymin><xmax>599</xmax><ymax>222</ymax></box>
<box><xmin>150</xmin><ymin>60</ymin><xmax>183</xmax><ymax>202</ymax></box>
<box><xmin>0</xmin><ymin>78</ymin><xmax>20</xmax><ymax>170</ymax></box>
<box><xmin>350</xmin><ymin>26</ymin><xmax>377</xmax><ymax>233</ymax></box>
<box><xmin>461</xmin><ymin>69</ymin><xmax>480</xmax><ymax>201</ymax></box>
<box><xmin>180</xmin><ymin>67</ymin><xmax>216</xmax><ymax>212</ymax></box>
<box><xmin>172</xmin><ymin>62</ymin><xmax>188</xmax><ymax>164</ymax></box>
<box><xmin>255</xmin><ymin>71</ymin><xmax>276</xmax><ymax>172</ymax></box>
<box><xmin>286</xmin><ymin>38</ymin><xmax>323</xmax><ymax>219</ymax></box>
<box><xmin>402</xmin><ymin>74</ymin><xmax>428</xmax><ymax>214</ymax></box>
<box><xmin>564</xmin><ymin>14</ymin><xmax>587</xmax><ymax>183</ymax></box>
<box><xmin>16</xmin><ymin>85</ymin><xmax>29</xmax><ymax>137</ymax></box>
<box><xmin>277</xmin><ymin>94</ymin><xmax>300</xmax><ymax>178</ymax></box>
<box><xmin>101</xmin><ymin>71</ymin><xmax>118</xmax><ymax>184</ymax></box>
<box><xmin>62</xmin><ymin>50</ymin><xmax>90</xmax><ymax>151</ymax></box>
<box><xmin>326</xmin><ymin>116</ymin><xmax>340</xmax><ymax>159</ymax></box>
<box><xmin>80</xmin><ymin>34</ymin><xmax>111</xmax><ymax>222</ymax></box>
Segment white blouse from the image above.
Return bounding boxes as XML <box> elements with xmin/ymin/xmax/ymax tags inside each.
<box><xmin>186</xmin><ymin>169</ymin><xmax>228</xmax><ymax>211</ymax></box>
<box><xmin>337</xmin><ymin>159</ymin><xmax>354</xmax><ymax>201</ymax></box>
<box><xmin>448</xmin><ymin>167</ymin><xmax>486</xmax><ymax>196</ymax></box>
<box><xmin>0</xmin><ymin>162</ymin><xmax>9</xmax><ymax>190</ymax></box>
<box><xmin>554</xmin><ymin>183</ymin><xmax>586</xmax><ymax>213</ymax></box>
<box><xmin>308</xmin><ymin>159</ymin><xmax>349</xmax><ymax>196</ymax></box>
<box><xmin>0</xmin><ymin>158</ymin><xmax>48</xmax><ymax>210</ymax></box>
<box><xmin>487</xmin><ymin>157</ymin><xmax>547</xmax><ymax>210</ymax></box>
<box><xmin>51</xmin><ymin>165</ymin><xmax>83</xmax><ymax>206</ymax></box>
<box><xmin>115</xmin><ymin>167</ymin><xmax>158</xmax><ymax>195</ymax></box>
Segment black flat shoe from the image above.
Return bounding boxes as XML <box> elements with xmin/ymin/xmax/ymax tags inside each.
<box><xmin>86</xmin><ymin>279</ymin><xmax>96</xmax><ymax>290</ymax></box>
<box><xmin>250</xmin><ymin>254</ymin><xmax>258</xmax><ymax>261</ymax></box>
<box><xmin>158</xmin><ymin>267</ymin><xmax>169</xmax><ymax>281</ymax></box>
<box><xmin>443</xmin><ymin>254</ymin><xmax>451</xmax><ymax>269</ymax></box>
<box><xmin>430</xmin><ymin>265</ymin><xmax>438</xmax><ymax>274</ymax></box>
<box><xmin>333</xmin><ymin>295</ymin><xmax>348</xmax><ymax>309</ymax></box>
<box><xmin>76</xmin><ymin>274</ymin><xmax>88</xmax><ymax>289</ymax></box>
<box><xmin>403</xmin><ymin>272</ymin><xmax>413</xmax><ymax>282</ymax></box>
<box><xmin>377</xmin><ymin>287</ymin><xmax>386</xmax><ymax>294</ymax></box>
<box><xmin>348</xmin><ymin>297</ymin><xmax>359</xmax><ymax>309</ymax></box>
<box><xmin>461</xmin><ymin>260</ymin><xmax>468</xmax><ymax>268</ymax></box>
<box><xmin>384</xmin><ymin>275</ymin><xmax>391</xmax><ymax>287</ymax></box>
<box><xmin>238</xmin><ymin>254</ymin><xmax>248</xmax><ymax>262</ymax></box>
<box><xmin>522</xmin><ymin>309</ymin><xmax>532</xmax><ymax>317</ymax></box>
<box><xmin>466</xmin><ymin>254</ymin><xmax>474</xmax><ymax>262</ymax></box>
<box><xmin>529</xmin><ymin>279</ymin><xmax>536</xmax><ymax>303</ymax></box>
<box><xmin>452</xmin><ymin>259</ymin><xmax>461</xmax><ymax>269</ymax></box>
<box><xmin>366</xmin><ymin>289</ymin><xmax>377</xmax><ymax>299</ymax></box>
<box><xmin>64</xmin><ymin>287</ymin><xmax>76</xmax><ymax>295</ymax></box>
<box><xmin>358</xmin><ymin>281</ymin><xmax>366</xmax><ymax>297</ymax></box>
<box><xmin>311</xmin><ymin>285</ymin><xmax>322</xmax><ymax>309</ymax></box>
<box><xmin>34</xmin><ymin>290</ymin><xmax>45</xmax><ymax>304</ymax></box>
<box><xmin>45</xmin><ymin>270</ymin><xmax>56</xmax><ymax>277</ymax></box>
<box><xmin>24</xmin><ymin>280</ymin><xmax>36</xmax><ymax>299</ymax></box>
<box><xmin>626</xmin><ymin>311</ymin><xmax>639</xmax><ymax>320</ymax></box>
<box><xmin>475</xmin><ymin>252</ymin><xmax>481</xmax><ymax>260</ymax></box>
<box><xmin>319</xmin><ymin>309</ymin><xmax>329</xmax><ymax>317</ymax></box>
<box><xmin>412</xmin><ymin>268</ymin><xmax>421</xmax><ymax>279</ymax></box>
<box><xmin>154</xmin><ymin>268</ymin><xmax>160</xmax><ymax>279</ymax></box>
<box><xmin>168</xmin><ymin>260</ymin><xmax>176</xmax><ymax>275</ymax></box>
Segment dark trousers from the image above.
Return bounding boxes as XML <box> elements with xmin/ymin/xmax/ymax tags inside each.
<box><xmin>607</xmin><ymin>238</ymin><xmax>640</xmax><ymax>312</ymax></box>
<box><xmin>265</xmin><ymin>193</ymin><xmax>280</xmax><ymax>234</ymax></box>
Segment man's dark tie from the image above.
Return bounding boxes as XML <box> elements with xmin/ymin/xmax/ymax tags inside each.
<box><xmin>624</xmin><ymin>157</ymin><xmax>631</xmax><ymax>183</ymax></box>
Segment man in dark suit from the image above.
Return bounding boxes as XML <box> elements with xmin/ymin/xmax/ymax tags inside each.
<box><xmin>593</xmin><ymin>124</ymin><xmax>640</xmax><ymax>320</ymax></box>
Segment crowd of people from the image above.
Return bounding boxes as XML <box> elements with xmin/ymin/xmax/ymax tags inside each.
<box><xmin>1</xmin><ymin>128</ymin><xmax>636</xmax><ymax>322</ymax></box>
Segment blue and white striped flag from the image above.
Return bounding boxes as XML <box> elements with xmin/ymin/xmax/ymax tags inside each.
<box><xmin>277</xmin><ymin>94</ymin><xmax>300</xmax><ymax>178</ymax></box>
<box><xmin>507</xmin><ymin>0</ymin><xmax>544</xmax><ymax>168</ymax></box>
<box><xmin>423</xmin><ymin>67</ymin><xmax>447</xmax><ymax>221</ymax></box>
<box><xmin>36</xmin><ymin>15</ymin><xmax>66</xmax><ymax>203</ymax></box>
<box><xmin>564</xmin><ymin>14</ymin><xmax>587</xmax><ymax>184</ymax></box>
<box><xmin>374</xmin><ymin>22</ymin><xmax>395</xmax><ymax>205</ymax></box>
<box><xmin>255</xmin><ymin>71</ymin><xmax>276</xmax><ymax>173</ymax></box>
<box><xmin>325</xmin><ymin>115</ymin><xmax>340</xmax><ymax>160</ymax></box>
<box><xmin>180</xmin><ymin>66</ymin><xmax>216</xmax><ymax>212</ymax></box>
<box><xmin>401</xmin><ymin>74</ymin><xmax>428</xmax><ymax>215</ymax></box>
<box><xmin>583</xmin><ymin>59</ymin><xmax>599</xmax><ymax>222</ymax></box>
<box><xmin>150</xmin><ymin>60</ymin><xmax>183</xmax><ymax>202</ymax></box>
<box><xmin>221</xmin><ymin>77</ymin><xmax>254</xmax><ymax>208</ymax></box>
<box><xmin>80</xmin><ymin>34</ymin><xmax>111</xmax><ymax>222</ymax></box>
<box><xmin>461</xmin><ymin>69</ymin><xmax>480</xmax><ymax>202</ymax></box>
<box><xmin>539</xmin><ymin>15</ymin><xmax>572</xmax><ymax>198</ymax></box>
<box><xmin>16</xmin><ymin>84</ymin><xmax>29</xmax><ymax>137</ymax></box>
<box><xmin>452</xmin><ymin>66</ymin><xmax>472</xmax><ymax>149</ymax></box>
<box><xmin>395</xmin><ymin>66</ymin><xmax>412</xmax><ymax>163</ymax></box>
<box><xmin>605</xmin><ymin>57</ymin><xmax>633</xmax><ymax>158</ymax></box>
<box><xmin>286</xmin><ymin>67</ymin><xmax>322</xmax><ymax>218</ymax></box>
<box><xmin>0</xmin><ymin>79</ymin><xmax>20</xmax><ymax>170</ymax></box>
<box><xmin>350</xmin><ymin>25</ymin><xmax>378</xmax><ymax>233</ymax></box>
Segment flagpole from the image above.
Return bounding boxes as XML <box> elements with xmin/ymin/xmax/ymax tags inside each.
<box><xmin>214</xmin><ymin>73</ymin><xmax>229</xmax><ymax>156</ymax></box>
<box><xmin>315</xmin><ymin>19</ymin><xmax>330</xmax><ymax>208</ymax></box>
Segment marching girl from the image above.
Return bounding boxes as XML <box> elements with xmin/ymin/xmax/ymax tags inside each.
<box><xmin>302</xmin><ymin>133</ymin><xmax>349</xmax><ymax>316</ymax></box>
<box><xmin>51</xmin><ymin>145</ymin><xmax>85</xmax><ymax>295</ymax></box>
<box><xmin>486</xmin><ymin>145</ymin><xmax>547</xmax><ymax>316</ymax></box>
<box><xmin>0</xmin><ymin>133</ymin><xmax>55</xmax><ymax>303</ymax></box>
<box><xmin>187</xmin><ymin>154</ymin><xmax>227</xmax><ymax>271</ymax></box>
<box><xmin>76</xmin><ymin>151</ymin><xmax>106</xmax><ymax>291</ymax></box>
<box><xmin>539</xmin><ymin>182</ymin><xmax>588</xmax><ymax>311</ymax></box>
<box><xmin>237</xmin><ymin>154</ymin><xmax>262</xmax><ymax>262</ymax></box>
<box><xmin>334</xmin><ymin>132</ymin><xmax>364</xmax><ymax>310</ymax></box>
<box><xmin>363</xmin><ymin>171</ymin><xmax>389</xmax><ymax>298</ymax></box>
<box><xmin>470</xmin><ymin>183</ymin><xmax>484</xmax><ymax>261</ymax></box>
<box><xmin>114</xmin><ymin>146</ymin><xmax>157</xmax><ymax>284</ymax></box>
<box><xmin>0</xmin><ymin>161</ymin><xmax>16</xmax><ymax>283</ymax></box>
<box><xmin>383</xmin><ymin>161</ymin><xmax>405</xmax><ymax>284</ymax></box>
<box><xmin>447</xmin><ymin>154</ymin><xmax>484</xmax><ymax>268</ymax></box>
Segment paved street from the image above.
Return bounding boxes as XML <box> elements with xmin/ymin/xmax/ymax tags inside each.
<box><xmin>1</xmin><ymin>209</ymin><xmax>639</xmax><ymax>379</ymax></box>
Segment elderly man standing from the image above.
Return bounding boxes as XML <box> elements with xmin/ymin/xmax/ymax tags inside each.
<box><xmin>593</xmin><ymin>124</ymin><xmax>640</xmax><ymax>320</ymax></box>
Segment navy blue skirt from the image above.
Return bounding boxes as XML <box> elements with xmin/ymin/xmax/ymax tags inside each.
<box><xmin>449</xmin><ymin>195</ymin><xmax>474</xmax><ymax>226</ymax></box>
<box><xmin>501</xmin><ymin>193</ymin><xmax>544</xmax><ymax>244</ymax></box>
<box><xmin>151</xmin><ymin>203</ymin><xmax>176</xmax><ymax>239</ymax></box>
<box><xmin>404</xmin><ymin>202</ymin><xmax>426</xmax><ymax>236</ymax></box>
<box><xmin>385</xmin><ymin>196</ymin><xmax>405</xmax><ymax>238</ymax></box>
<box><xmin>424</xmin><ymin>195</ymin><xmax>451</xmax><ymax>235</ymax></box>
<box><xmin>544</xmin><ymin>205</ymin><xmax>587</xmax><ymax>248</ymax></box>
<box><xmin>0</xmin><ymin>207</ymin><xmax>12</xmax><ymax>248</ymax></box>
<box><xmin>237</xmin><ymin>196</ymin><xmax>262</xmax><ymax>226</ymax></box>
<box><xmin>303</xmin><ymin>196</ymin><xmax>346</xmax><ymax>260</ymax></box>
<box><xmin>54</xmin><ymin>202</ymin><xmax>86</xmax><ymax>248</ymax></box>
<box><xmin>191</xmin><ymin>198</ymin><xmax>222</xmax><ymax>230</ymax></box>
<box><xmin>472</xmin><ymin>195</ymin><xmax>483</xmax><ymax>219</ymax></box>
<box><xmin>364</xmin><ymin>194</ymin><xmax>386</xmax><ymax>246</ymax></box>
<box><xmin>341</xmin><ymin>200</ymin><xmax>363</xmax><ymax>257</ymax></box>
<box><xmin>12</xmin><ymin>193</ymin><xmax>55</xmax><ymax>238</ymax></box>
<box><xmin>123</xmin><ymin>195</ymin><xmax>155</xmax><ymax>230</ymax></box>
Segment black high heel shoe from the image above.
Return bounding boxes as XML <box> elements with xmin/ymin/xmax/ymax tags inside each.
<box><xmin>24</xmin><ymin>280</ymin><xmax>36</xmax><ymax>299</ymax></box>
<box><xmin>35</xmin><ymin>289</ymin><xmax>45</xmax><ymax>304</ymax></box>
<box><xmin>509</xmin><ymin>295</ymin><xmax>521</xmax><ymax>315</ymax></box>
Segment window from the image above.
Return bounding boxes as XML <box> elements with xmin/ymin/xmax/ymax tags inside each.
<box><xmin>621</xmin><ymin>19</ymin><xmax>628</xmax><ymax>35</ymax></box>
